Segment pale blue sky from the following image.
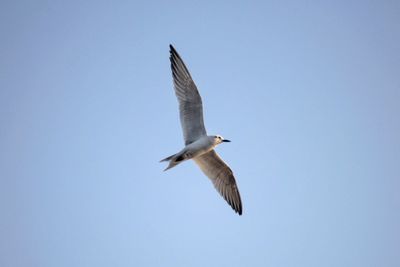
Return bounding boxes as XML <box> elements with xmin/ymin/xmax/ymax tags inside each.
<box><xmin>1</xmin><ymin>1</ymin><xmax>399</xmax><ymax>266</ymax></box>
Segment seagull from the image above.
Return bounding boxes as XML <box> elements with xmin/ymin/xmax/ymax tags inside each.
<box><xmin>160</xmin><ymin>45</ymin><xmax>243</xmax><ymax>215</ymax></box>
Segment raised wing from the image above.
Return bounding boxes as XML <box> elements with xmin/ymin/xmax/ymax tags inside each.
<box><xmin>194</xmin><ymin>150</ymin><xmax>243</xmax><ymax>215</ymax></box>
<box><xmin>170</xmin><ymin>45</ymin><xmax>207</xmax><ymax>145</ymax></box>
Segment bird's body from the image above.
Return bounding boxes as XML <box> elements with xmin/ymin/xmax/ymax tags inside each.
<box><xmin>161</xmin><ymin>135</ymin><xmax>226</xmax><ymax>171</ymax></box>
<box><xmin>161</xmin><ymin>45</ymin><xmax>243</xmax><ymax>215</ymax></box>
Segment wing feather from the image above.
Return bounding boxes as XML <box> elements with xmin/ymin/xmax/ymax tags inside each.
<box><xmin>170</xmin><ymin>45</ymin><xmax>207</xmax><ymax>145</ymax></box>
<box><xmin>194</xmin><ymin>150</ymin><xmax>243</xmax><ymax>215</ymax></box>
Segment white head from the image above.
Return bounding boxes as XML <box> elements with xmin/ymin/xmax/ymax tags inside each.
<box><xmin>213</xmin><ymin>135</ymin><xmax>231</xmax><ymax>145</ymax></box>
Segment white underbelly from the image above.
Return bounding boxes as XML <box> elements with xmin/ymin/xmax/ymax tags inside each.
<box><xmin>185</xmin><ymin>137</ymin><xmax>214</xmax><ymax>158</ymax></box>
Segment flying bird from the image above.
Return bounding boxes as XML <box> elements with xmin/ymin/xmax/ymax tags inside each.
<box><xmin>161</xmin><ymin>45</ymin><xmax>243</xmax><ymax>215</ymax></box>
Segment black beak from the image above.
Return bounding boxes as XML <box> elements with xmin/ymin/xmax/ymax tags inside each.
<box><xmin>222</xmin><ymin>139</ymin><xmax>231</xmax><ymax>142</ymax></box>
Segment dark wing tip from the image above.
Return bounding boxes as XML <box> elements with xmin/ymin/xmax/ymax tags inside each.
<box><xmin>222</xmin><ymin>180</ymin><xmax>243</xmax><ymax>216</ymax></box>
<box><xmin>168</xmin><ymin>45</ymin><xmax>193</xmax><ymax>82</ymax></box>
<box><xmin>229</xmin><ymin>184</ymin><xmax>243</xmax><ymax>216</ymax></box>
<box><xmin>230</xmin><ymin>197</ymin><xmax>242</xmax><ymax>215</ymax></box>
<box><xmin>226</xmin><ymin>174</ymin><xmax>243</xmax><ymax>216</ymax></box>
<box><xmin>169</xmin><ymin>44</ymin><xmax>177</xmax><ymax>56</ymax></box>
<box><xmin>228</xmin><ymin>199</ymin><xmax>242</xmax><ymax>216</ymax></box>
<box><xmin>233</xmin><ymin>192</ymin><xmax>243</xmax><ymax>216</ymax></box>
<box><xmin>236</xmin><ymin>195</ymin><xmax>243</xmax><ymax>215</ymax></box>
<box><xmin>169</xmin><ymin>44</ymin><xmax>178</xmax><ymax>63</ymax></box>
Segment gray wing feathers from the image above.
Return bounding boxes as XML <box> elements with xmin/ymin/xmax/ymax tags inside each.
<box><xmin>170</xmin><ymin>45</ymin><xmax>207</xmax><ymax>145</ymax></box>
<box><xmin>194</xmin><ymin>150</ymin><xmax>243</xmax><ymax>215</ymax></box>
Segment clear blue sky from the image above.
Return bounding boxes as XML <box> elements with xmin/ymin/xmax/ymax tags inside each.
<box><xmin>1</xmin><ymin>1</ymin><xmax>399</xmax><ymax>266</ymax></box>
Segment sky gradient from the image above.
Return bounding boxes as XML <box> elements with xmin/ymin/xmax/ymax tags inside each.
<box><xmin>1</xmin><ymin>1</ymin><xmax>399</xmax><ymax>266</ymax></box>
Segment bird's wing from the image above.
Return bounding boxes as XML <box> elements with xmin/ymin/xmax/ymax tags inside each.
<box><xmin>194</xmin><ymin>150</ymin><xmax>243</xmax><ymax>215</ymax></box>
<box><xmin>170</xmin><ymin>45</ymin><xmax>207</xmax><ymax>145</ymax></box>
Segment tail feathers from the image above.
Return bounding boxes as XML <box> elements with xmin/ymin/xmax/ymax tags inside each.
<box><xmin>163</xmin><ymin>161</ymin><xmax>179</xmax><ymax>171</ymax></box>
<box><xmin>160</xmin><ymin>153</ymin><xmax>183</xmax><ymax>171</ymax></box>
<box><xmin>160</xmin><ymin>154</ymin><xmax>176</xmax><ymax>163</ymax></box>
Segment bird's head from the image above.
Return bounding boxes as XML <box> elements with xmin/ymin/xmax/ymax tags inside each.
<box><xmin>214</xmin><ymin>135</ymin><xmax>231</xmax><ymax>145</ymax></box>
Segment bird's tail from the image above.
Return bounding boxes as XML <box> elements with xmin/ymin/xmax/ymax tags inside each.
<box><xmin>160</xmin><ymin>152</ymin><xmax>184</xmax><ymax>171</ymax></box>
<box><xmin>160</xmin><ymin>154</ymin><xmax>176</xmax><ymax>163</ymax></box>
